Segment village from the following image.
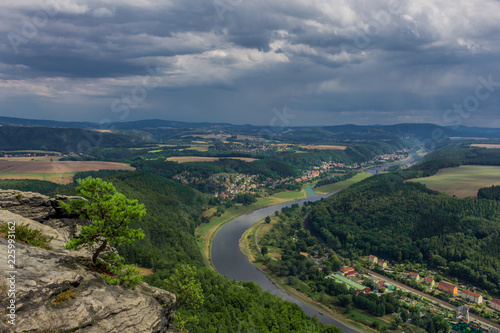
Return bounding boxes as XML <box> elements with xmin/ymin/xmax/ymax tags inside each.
<box><xmin>173</xmin><ymin>150</ymin><xmax>408</xmax><ymax>197</ymax></box>
<box><xmin>320</xmin><ymin>253</ymin><xmax>500</xmax><ymax>333</ymax></box>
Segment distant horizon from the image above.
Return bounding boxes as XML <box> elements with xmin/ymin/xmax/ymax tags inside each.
<box><xmin>2</xmin><ymin>115</ymin><xmax>500</xmax><ymax>129</ymax></box>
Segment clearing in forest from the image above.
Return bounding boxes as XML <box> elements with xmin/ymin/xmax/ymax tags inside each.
<box><xmin>409</xmin><ymin>165</ymin><xmax>500</xmax><ymax>197</ymax></box>
<box><xmin>0</xmin><ymin>160</ymin><xmax>134</xmax><ymax>184</ymax></box>
<box><xmin>166</xmin><ymin>156</ymin><xmax>257</xmax><ymax>163</ymax></box>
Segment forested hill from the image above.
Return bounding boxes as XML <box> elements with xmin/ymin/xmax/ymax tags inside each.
<box><xmin>0</xmin><ymin>126</ymin><xmax>152</xmax><ymax>151</ymax></box>
<box><xmin>402</xmin><ymin>145</ymin><xmax>500</xmax><ymax>178</ymax></box>
<box><xmin>55</xmin><ymin>172</ymin><xmax>207</xmax><ymax>266</ymax></box>
<box><xmin>52</xmin><ymin>172</ymin><xmax>337</xmax><ymax>332</ymax></box>
<box><xmin>309</xmin><ymin>174</ymin><xmax>500</xmax><ymax>295</ymax></box>
<box><xmin>97</xmin><ymin>172</ymin><xmax>207</xmax><ymax>267</ymax></box>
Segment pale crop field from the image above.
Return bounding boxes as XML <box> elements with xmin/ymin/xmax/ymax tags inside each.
<box><xmin>314</xmin><ymin>172</ymin><xmax>371</xmax><ymax>194</ymax></box>
<box><xmin>166</xmin><ymin>156</ymin><xmax>257</xmax><ymax>163</ymax></box>
<box><xmin>299</xmin><ymin>145</ymin><xmax>347</xmax><ymax>150</ymax></box>
<box><xmin>471</xmin><ymin>144</ymin><xmax>500</xmax><ymax>149</ymax></box>
<box><xmin>409</xmin><ymin>165</ymin><xmax>500</xmax><ymax>197</ymax></box>
<box><xmin>0</xmin><ymin>160</ymin><xmax>134</xmax><ymax>184</ymax></box>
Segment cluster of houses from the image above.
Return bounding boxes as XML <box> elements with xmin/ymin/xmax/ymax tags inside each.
<box><xmin>408</xmin><ymin>271</ymin><xmax>437</xmax><ymax>288</ymax></box>
<box><xmin>294</xmin><ymin>170</ymin><xmax>320</xmax><ymax>183</ymax></box>
<box><xmin>316</xmin><ymin>151</ymin><xmax>407</xmax><ymax>172</ymax></box>
<box><xmin>408</xmin><ymin>272</ymin><xmax>494</xmax><ymax>307</ymax></box>
<box><xmin>369</xmin><ymin>255</ymin><xmax>500</xmax><ymax>313</ymax></box>
<box><xmin>369</xmin><ymin>255</ymin><xmax>389</xmax><ymax>268</ymax></box>
<box><xmin>175</xmin><ymin>172</ymin><xmax>284</xmax><ymax>198</ymax></box>
<box><xmin>2</xmin><ymin>152</ymin><xmax>62</xmax><ymax>158</ymax></box>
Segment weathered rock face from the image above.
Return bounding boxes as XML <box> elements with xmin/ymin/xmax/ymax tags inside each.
<box><xmin>0</xmin><ymin>237</ymin><xmax>175</xmax><ymax>333</ymax></box>
<box><xmin>0</xmin><ymin>190</ymin><xmax>83</xmax><ymax>238</ymax></box>
<box><xmin>0</xmin><ymin>190</ymin><xmax>56</xmax><ymax>222</ymax></box>
<box><xmin>0</xmin><ymin>191</ymin><xmax>176</xmax><ymax>333</ymax></box>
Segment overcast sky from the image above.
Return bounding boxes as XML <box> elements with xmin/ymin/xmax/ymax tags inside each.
<box><xmin>1</xmin><ymin>0</ymin><xmax>500</xmax><ymax>127</ymax></box>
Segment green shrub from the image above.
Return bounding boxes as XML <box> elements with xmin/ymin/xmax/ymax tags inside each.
<box><xmin>0</xmin><ymin>279</ymin><xmax>7</xmax><ymax>302</ymax></box>
<box><xmin>0</xmin><ymin>223</ymin><xmax>53</xmax><ymax>250</ymax></box>
<box><xmin>100</xmin><ymin>253</ymin><xmax>143</xmax><ymax>289</ymax></box>
<box><xmin>51</xmin><ymin>287</ymin><xmax>77</xmax><ymax>307</ymax></box>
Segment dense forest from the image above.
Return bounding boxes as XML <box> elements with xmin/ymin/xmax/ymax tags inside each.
<box><xmin>399</xmin><ymin>145</ymin><xmax>500</xmax><ymax>178</ymax></box>
<box><xmin>56</xmin><ymin>172</ymin><xmax>208</xmax><ymax>267</ymax></box>
<box><xmin>22</xmin><ymin>171</ymin><xmax>338</xmax><ymax>332</ymax></box>
<box><xmin>132</xmin><ymin>157</ymin><xmax>298</xmax><ymax>183</ymax></box>
<box><xmin>308</xmin><ymin>174</ymin><xmax>500</xmax><ymax>295</ymax></box>
<box><xmin>478</xmin><ymin>185</ymin><xmax>500</xmax><ymax>201</ymax></box>
<box><xmin>258</xmin><ymin>204</ymin><xmax>449</xmax><ymax>332</ymax></box>
<box><xmin>0</xmin><ymin>179</ymin><xmax>64</xmax><ymax>195</ymax></box>
<box><xmin>0</xmin><ymin>125</ymin><xmax>151</xmax><ymax>151</ymax></box>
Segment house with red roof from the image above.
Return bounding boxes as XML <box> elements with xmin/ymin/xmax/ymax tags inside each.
<box><xmin>424</xmin><ymin>277</ymin><xmax>435</xmax><ymax>288</ymax></box>
<box><xmin>461</xmin><ymin>290</ymin><xmax>483</xmax><ymax>304</ymax></box>
<box><xmin>491</xmin><ymin>298</ymin><xmax>500</xmax><ymax>311</ymax></box>
<box><xmin>339</xmin><ymin>267</ymin><xmax>356</xmax><ymax>276</ymax></box>
<box><xmin>369</xmin><ymin>255</ymin><xmax>378</xmax><ymax>264</ymax></box>
<box><xmin>409</xmin><ymin>272</ymin><xmax>420</xmax><ymax>282</ymax></box>
<box><xmin>345</xmin><ymin>270</ymin><xmax>357</xmax><ymax>277</ymax></box>
<box><xmin>378</xmin><ymin>259</ymin><xmax>388</xmax><ymax>268</ymax></box>
<box><xmin>438</xmin><ymin>281</ymin><xmax>458</xmax><ymax>295</ymax></box>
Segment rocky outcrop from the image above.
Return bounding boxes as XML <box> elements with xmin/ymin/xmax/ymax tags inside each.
<box><xmin>0</xmin><ymin>190</ymin><xmax>83</xmax><ymax>240</ymax></box>
<box><xmin>0</xmin><ymin>191</ymin><xmax>176</xmax><ymax>333</ymax></box>
<box><xmin>0</xmin><ymin>190</ymin><xmax>79</xmax><ymax>222</ymax></box>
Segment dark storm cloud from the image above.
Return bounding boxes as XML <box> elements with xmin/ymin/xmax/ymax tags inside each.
<box><xmin>0</xmin><ymin>0</ymin><xmax>499</xmax><ymax>126</ymax></box>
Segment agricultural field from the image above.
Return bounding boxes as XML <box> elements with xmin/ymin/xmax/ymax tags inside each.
<box><xmin>314</xmin><ymin>172</ymin><xmax>371</xmax><ymax>194</ymax></box>
<box><xmin>471</xmin><ymin>144</ymin><xmax>500</xmax><ymax>148</ymax></box>
<box><xmin>187</xmin><ymin>144</ymin><xmax>210</xmax><ymax>152</ymax></box>
<box><xmin>0</xmin><ymin>160</ymin><xmax>134</xmax><ymax>184</ymax></box>
<box><xmin>409</xmin><ymin>165</ymin><xmax>500</xmax><ymax>197</ymax></box>
<box><xmin>166</xmin><ymin>156</ymin><xmax>257</xmax><ymax>163</ymax></box>
<box><xmin>299</xmin><ymin>145</ymin><xmax>347</xmax><ymax>150</ymax></box>
<box><xmin>0</xmin><ymin>156</ymin><xmax>61</xmax><ymax>162</ymax></box>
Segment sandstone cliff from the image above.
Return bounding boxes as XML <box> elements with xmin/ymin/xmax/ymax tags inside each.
<box><xmin>0</xmin><ymin>190</ymin><xmax>176</xmax><ymax>333</ymax></box>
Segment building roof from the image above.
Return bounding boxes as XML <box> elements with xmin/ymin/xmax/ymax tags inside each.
<box><xmin>327</xmin><ymin>274</ymin><xmax>366</xmax><ymax>291</ymax></box>
<box><xmin>425</xmin><ymin>277</ymin><xmax>434</xmax><ymax>282</ymax></box>
<box><xmin>369</xmin><ymin>255</ymin><xmax>377</xmax><ymax>258</ymax></box>
<box><xmin>438</xmin><ymin>281</ymin><xmax>457</xmax><ymax>289</ymax></box>
<box><xmin>462</xmin><ymin>290</ymin><xmax>481</xmax><ymax>298</ymax></box>
<box><xmin>492</xmin><ymin>298</ymin><xmax>500</xmax><ymax>305</ymax></box>
<box><xmin>345</xmin><ymin>270</ymin><xmax>357</xmax><ymax>276</ymax></box>
<box><xmin>409</xmin><ymin>272</ymin><xmax>419</xmax><ymax>277</ymax></box>
<box><xmin>340</xmin><ymin>267</ymin><xmax>354</xmax><ymax>273</ymax></box>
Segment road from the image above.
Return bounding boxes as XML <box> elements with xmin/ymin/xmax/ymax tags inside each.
<box><xmin>367</xmin><ymin>269</ymin><xmax>500</xmax><ymax>331</ymax></box>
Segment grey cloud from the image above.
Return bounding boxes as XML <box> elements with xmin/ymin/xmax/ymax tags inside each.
<box><xmin>0</xmin><ymin>0</ymin><xmax>499</xmax><ymax>126</ymax></box>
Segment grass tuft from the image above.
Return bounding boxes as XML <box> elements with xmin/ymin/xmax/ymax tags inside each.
<box><xmin>51</xmin><ymin>287</ymin><xmax>77</xmax><ymax>307</ymax></box>
<box><xmin>0</xmin><ymin>223</ymin><xmax>53</xmax><ymax>250</ymax></box>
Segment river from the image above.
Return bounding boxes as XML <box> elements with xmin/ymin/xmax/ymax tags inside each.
<box><xmin>365</xmin><ymin>147</ymin><xmax>422</xmax><ymax>175</ymax></box>
<box><xmin>211</xmin><ymin>187</ymin><xmax>359</xmax><ymax>332</ymax></box>
<box><xmin>212</xmin><ymin>150</ymin><xmax>424</xmax><ymax>332</ymax></box>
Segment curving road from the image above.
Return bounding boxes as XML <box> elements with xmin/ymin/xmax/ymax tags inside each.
<box><xmin>211</xmin><ymin>188</ymin><xmax>360</xmax><ymax>332</ymax></box>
